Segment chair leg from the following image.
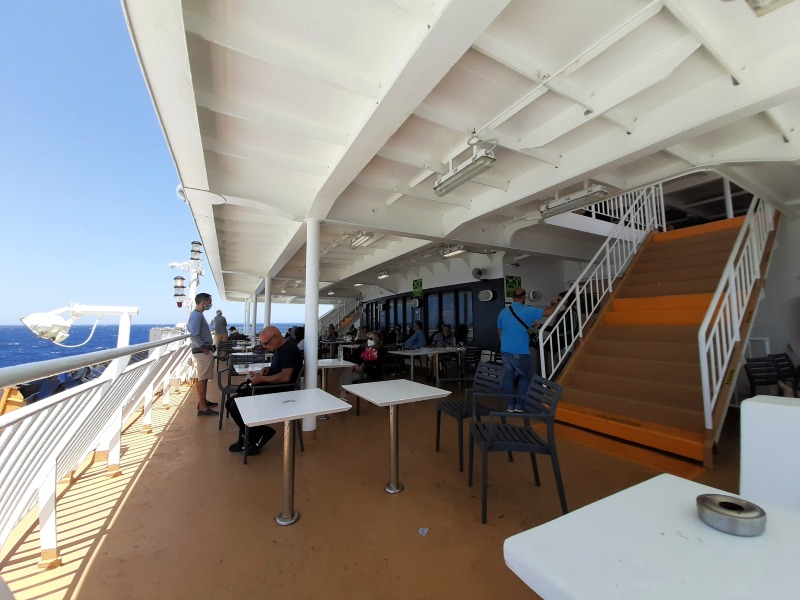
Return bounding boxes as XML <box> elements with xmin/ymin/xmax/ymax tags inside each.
<box><xmin>529</xmin><ymin>453</ymin><xmax>541</xmax><ymax>486</ymax></box>
<box><xmin>481</xmin><ymin>448</ymin><xmax>489</xmax><ymax>524</ymax></box>
<box><xmin>457</xmin><ymin>418</ymin><xmax>464</xmax><ymax>472</ymax></box>
<box><xmin>435</xmin><ymin>409</ymin><xmax>442</xmax><ymax>452</ymax></box>
<box><xmin>550</xmin><ymin>449</ymin><xmax>568</xmax><ymax>514</ymax></box>
<box><xmin>468</xmin><ymin>431</ymin><xmax>475</xmax><ymax>487</ymax></box>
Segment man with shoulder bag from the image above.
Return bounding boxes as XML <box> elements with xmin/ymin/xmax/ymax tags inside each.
<box><xmin>497</xmin><ymin>288</ymin><xmax>557</xmax><ymax>412</ymax></box>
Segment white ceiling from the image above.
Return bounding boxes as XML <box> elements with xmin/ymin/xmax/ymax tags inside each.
<box><xmin>124</xmin><ymin>0</ymin><xmax>800</xmax><ymax>302</ymax></box>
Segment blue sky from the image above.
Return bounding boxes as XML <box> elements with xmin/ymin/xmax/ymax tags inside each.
<box><xmin>0</xmin><ymin>3</ymin><xmax>326</xmax><ymax>326</ymax></box>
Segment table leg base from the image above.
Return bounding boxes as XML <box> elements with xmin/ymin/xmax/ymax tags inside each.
<box><xmin>275</xmin><ymin>511</ymin><xmax>300</xmax><ymax>526</ymax></box>
<box><xmin>317</xmin><ymin>414</ymin><xmax>330</xmax><ymax>421</ymax></box>
<box><xmin>384</xmin><ymin>483</ymin><xmax>404</xmax><ymax>494</ymax></box>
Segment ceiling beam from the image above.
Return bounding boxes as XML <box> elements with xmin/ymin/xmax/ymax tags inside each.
<box><xmin>203</xmin><ymin>137</ymin><xmax>329</xmax><ymax>176</ymax></box>
<box><xmin>183</xmin><ymin>9</ymin><xmax>379</xmax><ymax>100</ymax></box>
<box><xmin>352</xmin><ymin>175</ymin><xmax>471</xmax><ymax>208</ymax></box>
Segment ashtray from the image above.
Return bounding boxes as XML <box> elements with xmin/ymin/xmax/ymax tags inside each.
<box><xmin>696</xmin><ymin>494</ymin><xmax>766</xmax><ymax>537</ymax></box>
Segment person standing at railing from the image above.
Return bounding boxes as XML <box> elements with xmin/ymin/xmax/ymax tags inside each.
<box><xmin>188</xmin><ymin>292</ymin><xmax>219</xmax><ymax>416</ymax></box>
<box><xmin>497</xmin><ymin>288</ymin><xmax>557</xmax><ymax>412</ymax></box>
<box><xmin>211</xmin><ymin>309</ymin><xmax>228</xmax><ymax>348</ymax></box>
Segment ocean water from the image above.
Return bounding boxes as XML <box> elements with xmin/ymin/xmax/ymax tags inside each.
<box><xmin>0</xmin><ymin>323</ymin><xmax>302</xmax><ymax>370</ymax></box>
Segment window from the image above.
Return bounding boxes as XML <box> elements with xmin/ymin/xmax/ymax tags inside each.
<box><xmin>441</xmin><ymin>292</ymin><xmax>455</xmax><ymax>328</ymax></box>
<box><xmin>426</xmin><ymin>294</ymin><xmax>439</xmax><ymax>337</ymax></box>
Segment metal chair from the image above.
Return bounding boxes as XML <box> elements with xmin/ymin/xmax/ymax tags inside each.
<box><xmin>468</xmin><ymin>374</ymin><xmax>568</xmax><ymax>524</ymax></box>
<box><xmin>216</xmin><ymin>353</ymin><xmax>261</xmax><ymax>430</ymax></box>
<box><xmin>435</xmin><ymin>361</ymin><xmax>514</xmax><ymax>472</ymax></box>
<box><xmin>770</xmin><ymin>353</ymin><xmax>799</xmax><ymax>393</ymax></box>
<box><xmin>744</xmin><ymin>357</ymin><xmax>780</xmax><ymax>397</ymax></box>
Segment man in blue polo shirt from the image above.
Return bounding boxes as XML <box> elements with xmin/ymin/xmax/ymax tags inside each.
<box><xmin>497</xmin><ymin>288</ymin><xmax>557</xmax><ymax>412</ymax></box>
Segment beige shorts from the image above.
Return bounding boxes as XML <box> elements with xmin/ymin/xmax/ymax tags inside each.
<box><xmin>192</xmin><ymin>351</ymin><xmax>215</xmax><ymax>381</ymax></box>
<box><xmin>214</xmin><ymin>333</ymin><xmax>228</xmax><ymax>347</ymax></box>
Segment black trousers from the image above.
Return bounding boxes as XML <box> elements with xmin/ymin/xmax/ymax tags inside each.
<box><xmin>226</xmin><ymin>394</ymin><xmax>276</xmax><ymax>447</ymax></box>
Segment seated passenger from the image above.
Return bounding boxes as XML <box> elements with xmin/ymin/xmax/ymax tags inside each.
<box><xmin>228</xmin><ymin>326</ymin><xmax>248</xmax><ymax>341</ymax></box>
<box><xmin>321</xmin><ymin>324</ymin><xmax>337</xmax><ymax>342</ymax></box>
<box><xmin>403</xmin><ymin>320</ymin><xmax>427</xmax><ymax>349</ymax></box>
<box><xmin>225</xmin><ymin>326</ymin><xmax>303</xmax><ymax>455</ymax></box>
<box><xmin>430</xmin><ymin>323</ymin><xmax>456</xmax><ymax>348</ymax></box>
<box><xmin>338</xmin><ymin>331</ymin><xmax>386</xmax><ymax>396</ymax></box>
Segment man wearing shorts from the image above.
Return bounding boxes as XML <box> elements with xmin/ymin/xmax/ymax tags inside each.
<box><xmin>188</xmin><ymin>292</ymin><xmax>219</xmax><ymax>416</ymax></box>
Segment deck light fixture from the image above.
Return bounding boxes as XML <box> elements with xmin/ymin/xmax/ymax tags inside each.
<box><xmin>20</xmin><ymin>303</ymin><xmax>139</xmax><ymax>347</ymax></box>
<box><xmin>327</xmin><ymin>290</ymin><xmax>335</xmax><ymax>295</ymax></box>
<box><xmin>441</xmin><ymin>245</ymin><xmax>466</xmax><ymax>258</ymax></box>
<box><xmin>173</xmin><ymin>276</ymin><xmax>186</xmax><ymax>307</ymax></box>
<box><xmin>353</xmin><ymin>283</ymin><xmax>364</xmax><ymax>287</ymax></box>
<box><xmin>350</xmin><ymin>231</ymin><xmax>374</xmax><ymax>248</ymax></box>
<box><xmin>434</xmin><ymin>133</ymin><xmax>497</xmax><ymax>197</ymax></box>
<box><xmin>377</xmin><ymin>271</ymin><xmax>390</xmax><ymax>280</ymax></box>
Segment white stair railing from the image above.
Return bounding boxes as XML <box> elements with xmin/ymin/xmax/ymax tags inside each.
<box><xmin>318</xmin><ymin>296</ymin><xmax>360</xmax><ymax>333</ymax></box>
<box><xmin>698</xmin><ymin>196</ymin><xmax>774</xmax><ymax>429</ymax></box>
<box><xmin>0</xmin><ymin>334</ymin><xmax>191</xmax><ymax>564</ymax></box>
<box><xmin>538</xmin><ymin>184</ymin><xmax>664</xmax><ymax>379</ymax></box>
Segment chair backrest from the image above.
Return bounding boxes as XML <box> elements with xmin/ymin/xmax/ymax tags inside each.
<box><xmin>462</xmin><ymin>346</ymin><xmax>482</xmax><ymax>377</ymax></box>
<box><xmin>744</xmin><ymin>359</ymin><xmax>780</xmax><ymax>389</ymax></box>
<box><xmin>472</xmin><ymin>361</ymin><xmax>506</xmax><ymax>393</ymax></box>
<box><xmin>521</xmin><ymin>375</ymin><xmax>563</xmax><ymax>418</ymax></box>
<box><xmin>770</xmin><ymin>353</ymin><xmax>798</xmax><ymax>383</ymax></box>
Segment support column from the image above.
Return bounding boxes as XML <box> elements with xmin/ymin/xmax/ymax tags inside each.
<box><xmin>263</xmin><ymin>277</ymin><xmax>272</xmax><ymax>327</ymax></box>
<box><xmin>723</xmin><ymin>178</ymin><xmax>734</xmax><ymax>219</ymax></box>
<box><xmin>251</xmin><ymin>293</ymin><xmax>258</xmax><ymax>337</ymax></box>
<box><xmin>303</xmin><ymin>218</ymin><xmax>321</xmax><ymax>433</ymax></box>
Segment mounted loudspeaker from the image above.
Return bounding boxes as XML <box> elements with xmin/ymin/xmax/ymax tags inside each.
<box><xmin>528</xmin><ymin>290</ymin><xmax>542</xmax><ymax>301</ymax></box>
<box><xmin>478</xmin><ymin>290</ymin><xmax>495</xmax><ymax>302</ymax></box>
<box><xmin>472</xmin><ymin>267</ymin><xmax>487</xmax><ymax>280</ymax></box>
<box><xmin>410</xmin><ymin>298</ymin><xmax>420</xmax><ymax>308</ymax></box>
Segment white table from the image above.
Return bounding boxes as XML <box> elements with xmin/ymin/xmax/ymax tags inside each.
<box><xmin>236</xmin><ymin>388</ymin><xmax>351</xmax><ymax>525</ymax></box>
<box><xmin>504</xmin><ymin>473</ymin><xmax>800</xmax><ymax>599</ymax></box>
<box><xmin>315</xmin><ymin>358</ymin><xmax>355</xmax><ymax>420</ymax></box>
<box><xmin>389</xmin><ymin>347</ymin><xmax>465</xmax><ymax>385</ymax></box>
<box><xmin>319</xmin><ymin>339</ymin><xmax>343</xmax><ymax>358</ymax></box>
<box><xmin>233</xmin><ymin>362</ymin><xmax>271</xmax><ymax>375</ymax></box>
<box><xmin>341</xmin><ymin>379</ymin><xmax>450</xmax><ymax>493</ymax></box>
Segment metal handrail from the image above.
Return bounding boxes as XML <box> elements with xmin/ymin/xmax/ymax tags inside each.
<box><xmin>538</xmin><ymin>184</ymin><xmax>664</xmax><ymax>379</ymax></box>
<box><xmin>318</xmin><ymin>297</ymin><xmax>360</xmax><ymax>333</ymax></box>
<box><xmin>697</xmin><ymin>196</ymin><xmax>773</xmax><ymax>428</ymax></box>
<box><xmin>0</xmin><ymin>335</ymin><xmax>192</xmax><ymax>557</ymax></box>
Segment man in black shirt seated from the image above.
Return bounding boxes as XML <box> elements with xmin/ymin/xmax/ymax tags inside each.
<box><xmin>225</xmin><ymin>326</ymin><xmax>304</xmax><ymax>455</ymax></box>
<box><xmin>228</xmin><ymin>326</ymin><xmax>248</xmax><ymax>341</ymax></box>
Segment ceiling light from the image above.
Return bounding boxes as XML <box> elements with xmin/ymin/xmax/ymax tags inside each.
<box><xmin>441</xmin><ymin>245</ymin><xmax>466</xmax><ymax>258</ymax></box>
<box><xmin>350</xmin><ymin>231</ymin><xmax>374</xmax><ymax>248</ymax></box>
<box><xmin>434</xmin><ymin>147</ymin><xmax>495</xmax><ymax>197</ymax></box>
<box><xmin>377</xmin><ymin>271</ymin><xmax>390</xmax><ymax>280</ymax></box>
<box><xmin>327</xmin><ymin>290</ymin><xmax>335</xmax><ymax>295</ymax></box>
<box><xmin>540</xmin><ymin>184</ymin><xmax>609</xmax><ymax>219</ymax></box>
<box><xmin>353</xmin><ymin>283</ymin><xmax>363</xmax><ymax>287</ymax></box>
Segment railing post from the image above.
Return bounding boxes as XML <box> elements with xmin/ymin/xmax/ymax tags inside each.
<box><xmin>142</xmin><ymin>383</ymin><xmax>154</xmax><ymax>433</ymax></box>
<box><xmin>98</xmin><ymin>407</ymin><xmax>124</xmax><ymax>478</ymax></box>
<box><xmin>37</xmin><ymin>463</ymin><xmax>62</xmax><ymax>568</ymax></box>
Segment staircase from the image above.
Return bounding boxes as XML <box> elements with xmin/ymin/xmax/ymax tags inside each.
<box><xmin>554</xmin><ymin>216</ymin><xmax>774</xmax><ymax>464</ymax></box>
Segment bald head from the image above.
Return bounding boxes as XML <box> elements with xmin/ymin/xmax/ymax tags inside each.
<box><xmin>259</xmin><ymin>326</ymin><xmax>284</xmax><ymax>351</ymax></box>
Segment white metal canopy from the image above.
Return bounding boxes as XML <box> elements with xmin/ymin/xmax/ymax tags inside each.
<box><xmin>124</xmin><ymin>0</ymin><xmax>800</xmax><ymax>302</ymax></box>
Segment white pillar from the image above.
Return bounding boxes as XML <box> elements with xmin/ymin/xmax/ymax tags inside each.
<box><xmin>37</xmin><ymin>463</ymin><xmax>61</xmax><ymax>568</ymax></box>
<box><xmin>251</xmin><ymin>293</ymin><xmax>258</xmax><ymax>336</ymax></box>
<box><xmin>263</xmin><ymin>277</ymin><xmax>272</xmax><ymax>326</ymax></box>
<box><xmin>723</xmin><ymin>178</ymin><xmax>734</xmax><ymax>219</ymax></box>
<box><xmin>303</xmin><ymin>218</ymin><xmax>321</xmax><ymax>432</ymax></box>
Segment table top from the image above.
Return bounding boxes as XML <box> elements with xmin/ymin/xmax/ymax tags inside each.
<box><xmin>319</xmin><ymin>340</ymin><xmax>343</xmax><ymax>344</ymax></box>
<box><xmin>234</xmin><ymin>362</ymin><xmax>271</xmax><ymax>374</ymax></box>
<box><xmin>341</xmin><ymin>379</ymin><xmax>450</xmax><ymax>407</ymax></box>
<box><xmin>389</xmin><ymin>347</ymin><xmax>465</xmax><ymax>356</ymax></box>
<box><xmin>317</xmin><ymin>358</ymin><xmax>355</xmax><ymax>369</ymax></box>
<box><xmin>339</xmin><ymin>343</ymin><xmax>362</xmax><ymax>349</ymax></box>
<box><xmin>503</xmin><ymin>473</ymin><xmax>800</xmax><ymax>600</ymax></box>
<box><xmin>237</xmin><ymin>388</ymin><xmax>351</xmax><ymax>426</ymax></box>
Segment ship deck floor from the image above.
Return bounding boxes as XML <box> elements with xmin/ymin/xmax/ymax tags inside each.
<box><xmin>0</xmin><ymin>377</ymin><xmax>740</xmax><ymax>599</ymax></box>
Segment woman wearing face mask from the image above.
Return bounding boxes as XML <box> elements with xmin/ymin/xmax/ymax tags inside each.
<box><xmin>339</xmin><ymin>330</ymin><xmax>386</xmax><ymax>397</ymax></box>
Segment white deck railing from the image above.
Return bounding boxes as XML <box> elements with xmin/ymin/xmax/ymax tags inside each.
<box><xmin>318</xmin><ymin>296</ymin><xmax>361</xmax><ymax>333</ymax></box>
<box><xmin>698</xmin><ymin>196</ymin><xmax>774</xmax><ymax>428</ymax></box>
<box><xmin>538</xmin><ymin>184</ymin><xmax>665</xmax><ymax>379</ymax></box>
<box><xmin>0</xmin><ymin>334</ymin><xmax>191</xmax><ymax>562</ymax></box>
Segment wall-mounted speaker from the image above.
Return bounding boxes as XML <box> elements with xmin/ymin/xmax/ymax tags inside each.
<box><xmin>478</xmin><ymin>290</ymin><xmax>495</xmax><ymax>302</ymax></box>
<box><xmin>528</xmin><ymin>290</ymin><xmax>542</xmax><ymax>301</ymax></box>
<box><xmin>472</xmin><ymin>267</ymin><xmax>487</xmax><ymax>280</ymax></box>
<box><xmin>410</xmin><ymin>298</ymin><xmax>420</xmax><ymax>308</ymax></box>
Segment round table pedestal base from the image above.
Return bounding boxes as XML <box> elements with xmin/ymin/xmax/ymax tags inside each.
<box><xmin>384</xmin><ymin>483</ymin><xmax>404</xmax><ymax>494</ymax></box>
<box><xmin>275</xmin><ymin>512</ymin><xmax>300</xmax><ymax>526</ymax></box>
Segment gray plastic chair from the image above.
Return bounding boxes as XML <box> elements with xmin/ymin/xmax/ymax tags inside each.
<box><xmin>435</xmin><ymin>361</ymin><xmax>515</xmax><ymax>472</ymax></box>
<box><xmin>468</xmin><ymin>374</ymin><xmax>568</xmax><ymax>523</ymax></box>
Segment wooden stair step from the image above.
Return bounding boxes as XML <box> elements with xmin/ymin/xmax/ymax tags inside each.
<box><xmin>611</xmin><ymin>294</ymin><xmax>713</xmax><ymax>312</ymax></box>
<box><xmin>556</xmin><ymin>401</ymin><xmax>707</xmax><ymax>461</ymax></box>
<box><xmin>587</xmin><ymin>339</ymin><xmax>698</xmax><ymax>363</ymax></box>
<box><xmin>637</xmin><ymin>236</ymin><xmax>737</xmax><ymax>262</ymax></box>
<box><xmin>626</xmin><ymin>264</ymin><xmax>726</xmax><ymax>286</ymax></box>
<box><xmin>604</xmin><ymin>308</ymin><xmax>706</xmax><ymax>326</ymax></box>
<box><xmin>576</xmin><ymin>354</ymin><xmax>701</xmax><ymax>387</ymax></box>
<box><xmin>651</xmin><ymin>216</ymin><xmax>745</xmax><ymax>242</ymax></box>
<box><xmin>616</xmin><ymin>278</ymin><xmax>720</xmax><ymax>298</ymax></box>
<box><xmin>594</xmin><ymin>323</ymin><xmax>698</xmax><ymax>344</ymax></box>
<box><xmin>567</xmin><ymin>371</ymin><xmax>702</xmax><ymax>405</ymax></box>
<box><xmin>632</xmin><ymin>249</ymin><xmax>731</xmax><ymax>274</ymax></box>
